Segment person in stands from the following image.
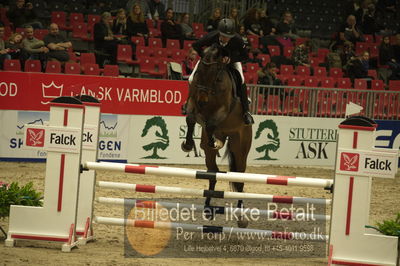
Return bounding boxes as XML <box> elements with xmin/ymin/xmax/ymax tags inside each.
<box><xmin>43</xmin><ymin>23</ymin><xmax>71</xmax><ymax>63</ymax></box>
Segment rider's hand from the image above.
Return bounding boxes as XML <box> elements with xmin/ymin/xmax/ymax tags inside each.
<box><xmin>222</xmin><ymin>56</ymin><xmax>230</xmax><ymax>64</ymax></box>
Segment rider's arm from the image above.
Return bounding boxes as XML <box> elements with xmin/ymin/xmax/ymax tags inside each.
<box><xmin>192</xmin><ymin>31</ymin><xmax>219</xmax><ymax>57</ymax></box>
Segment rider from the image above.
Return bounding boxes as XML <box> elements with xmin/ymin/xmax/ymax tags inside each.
<box><xmin>188</xmin><ymin>18</ymin><xmax>254</xmax><ymax>125</ymax></box>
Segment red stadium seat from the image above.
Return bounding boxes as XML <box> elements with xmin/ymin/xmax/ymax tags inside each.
<box><xmin>148</xmin><ymin>37</ymin><xmax>163</xmax><ymax>48</ymax></box>
<box><xmin>388</xmin><ymin>80</ymin><xmax>400</xmax><ymax>91</ymax></box>
<box><xmin>69</xmin><ymin>13</ymin><xmax>84</xmax><ymax>26</ymax></box>
<box><xmin>80</xmin><ymin>53</ymin><xmax>96</xmax><ymax>65</ymax></box>
<box><xmin>192</xmin><ymin>23</ymin><xmax>204</xmax><ymax>33</ymax></box>
<box><xmin>329</xmin><ymin>67</ymin><xmax>343</xmax><ymax>78</ymax></box>
<box><xmin>87</xmin><ymin>14</ymin><xmax>101</xmax><ymax>28</ymax></box>
<box><xmin>370</xmin><ymin>79</ymin><xmax>385</xmax><ymax>90</ymax></box>
<box><xmin>82</xmin><ymin>63</ymin><xmax>101</xmax><ymax>75</ymax></box>
<box><xmin>267</xmin><ymin>45</ymin><xmax>280</xmax><ymax>57</ymax></box>
<box><xmin>65</xmin><ymin>62</ymin><xmax>81</xmax><ymax>74</ymax></box>
<box><xmin>131</xmin><ymin>36</ymin><xmax>145</xmax><ymax>47</ymax></box>
<box><xmin>314</xmin><ymin>66</ymin><xmax>327</xmax><ymax>77</ymax></box>
<box><xmin>258</xmin><ymin>54</ymin><xmax>270</xmax><ymax>66</ymax></box>
<box><xmin>296</xmin><ymin>65</ymin><xmax>311</xmax><ymax>76</ymax></box>
<box><xmin>3</xmin><ymin>59</ymin><xmax>21</xmax><ymax>71</ymax></box>
<box><xmin>103</xmin><ymin>65</ymin><xmax>119</xmax><ymax>77</ymax></box>
<box><xmin>24</xmin><ymin>60</ymin><xmax>41</xmax><ymax>72</ymax></box>
<box><xmin>117</xmin><ymin>44</ymin><xmax>138</xmax><ymax>64</ymax></box>
<box><xmin>45</xmin><ymin>61</ymin><xmax>62</xmax><ymax>74</ymax></box>
<box><xmin>283</xmin><ymin>46</ymin><xmax>293</xmax><ymax>58</ymax></box>
<box><xmin>166</xmin><ymin>39</ymin><xmax>181</xmax><ymax>49</ymax></box>
<box><xmin>183</xmin><ymin>40</ymin><xmax>195</xmax><ymax>50</ymax></box>
<box><xmin>280</xmin><ymin>64</ymin><xmax>294</xmax><ymax>75</ymax></box>
<box><xmin>336</xmin><ymin>78</ymin><xmax>352</xmax><ymax>89</ymax></box>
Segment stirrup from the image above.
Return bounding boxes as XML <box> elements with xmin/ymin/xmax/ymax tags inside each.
<box><xmin>243</xmin><ymin>112</ymin><xmax>254</xmax><ymax>125</ymax></box>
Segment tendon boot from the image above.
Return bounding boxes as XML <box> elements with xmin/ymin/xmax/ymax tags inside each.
<box><xmin>240</xmin><ymin>83</ymin><xmax>254</xmax><ymax>125</ymax></box>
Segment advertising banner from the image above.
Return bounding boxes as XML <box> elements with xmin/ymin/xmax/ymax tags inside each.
<box><xmin>0</xmin><ymin>110</ymin><xmax>129</xmax><ymax>162</ymax></box>
<box><xmin>0</xmin><ymin>72</ymin><xmax>188</xmax><ymax>116</ymax></box>
<box><xmin>127</xmin><ymin>115</ymin><xmax>343</xmax><ymax>166</ymax></box>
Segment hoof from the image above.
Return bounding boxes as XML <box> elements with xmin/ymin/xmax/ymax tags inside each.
<box><xmin>181</xmin><ymin>140</ymin><xmax>194</xmax><ymax>152</ymax></box>
<box><xmin>208</xmin><ymin>139</ymin><xmax>224</xmax><ymax>150</ymax></box>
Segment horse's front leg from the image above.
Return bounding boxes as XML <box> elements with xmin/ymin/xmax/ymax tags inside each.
<box><xmin>181</xmin><ymin>113</ymin><xmax>196</xmax><ymax>152</ymax></box>
<box><xmin>201</xmin><ymin>131</ymin><xmax>219</xmax><ymax>218</ymax></box>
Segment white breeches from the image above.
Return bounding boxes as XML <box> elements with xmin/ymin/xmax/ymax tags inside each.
<box><xmin>188</xmin><ymin>61</ymin><xmax>245</xmax><ymax>84</ymax></box>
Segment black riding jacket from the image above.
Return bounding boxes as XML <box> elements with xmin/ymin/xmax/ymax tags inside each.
<box><xmin>192</xmin><ymin>31</ymin><xmax>248</xmax><ymax>63</ymax></box>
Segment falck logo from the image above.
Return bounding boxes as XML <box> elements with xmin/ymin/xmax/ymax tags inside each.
<box><xmin>41</xmin><ymin>81</ymin><xmax>63</xmax><ymax>104</ymax></box>
<box><xmin>340</xmin><ymin>152</ymin><xmax>359</xmax><ymax>172</ymax></box>
<box><xmin>26</xmin><ymin>128</ymin><xmax>45</xmax><ymax>147</ymax></box>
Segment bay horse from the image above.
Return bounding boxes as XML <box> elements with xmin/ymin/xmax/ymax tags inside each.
<box><xmin>181</xmin><ymin>45</ymin><xmax>252</xmax><ymax>227</ymax></box>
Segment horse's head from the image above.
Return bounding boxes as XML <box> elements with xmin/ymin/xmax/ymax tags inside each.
<box><xmin>191</xmin><ymin>45</ymin><xmax>233</xmax><ymax>116</ymax></box>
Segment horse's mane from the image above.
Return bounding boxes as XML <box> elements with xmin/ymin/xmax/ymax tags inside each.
<box><xmin>202</xmin><ymin>45</ymin><xmax>221</xmax><ymax>64</ymax></box>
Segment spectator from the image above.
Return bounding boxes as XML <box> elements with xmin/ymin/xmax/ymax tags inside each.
<box><xmin>257</xmin><ymin>62</ymin><xmax>283</xmax><ymax>103</ymax></box>
<box><xmin>179</xmin><ymin>13</ymin><xmax>196</xmax><ymax>40</ymax></box>
<box><xmin>379</xmin><ymin>35</ymin><xmax>400</xmax><ymax>79</ymax></box>
<box><xmin>127</xmin><ymin>3</ymin><xmax>149</xmax><ymax>40</ymax></box>
<box><xmin>126</xmin><ymin>0</ymin><xmax>150</xmax><ymax>19</ymax></box>
<box><xmin>243</xmin><ymin>8</ymin><xmax>263</xmax><ymax>36</ymax></box>
<box><xmin>43</xmin><ymin>23</ymin><xmax>71</xmax><ymax>63</ymax></box>
<box><xmin>238</xmin><ymin>25</ymin><xmax>251</xmax><ymax>53</ymax></box>
<box><xmin>6</xmin><ymin>33</ymin><xmax>23</xmax><ymax>60</ymax></box>
<box><xmin>340</xmin><ymin>41</ymin><xmax>356</xmax><ymax>71</ymax></box>
<box><xmin>259</xmin><ymin>8</ymin><xmax>276</xmax><ymax>36</ymax></box>
<box><xmin>276</xmin><ymin>11</ymin><xmax>299</xmax><ymax>40</ymax></box>
<box><xmin>292</xmin><ymin>40</ymin><xmax>311</xmax><ymax>67</ymax></box>
<box><xmin>228</xmin><ymin>7</ymin><xmax>240</xmax><ymax>32</ymax></box>
<box><xmin>148</xmin><ymin>0</ymin><xmax>166</xmax><ymax>21</ymax></box>
<box><xmin>7</xmin><ymin>0</ymin><xmax>42</xmax><ymax>29</ymax></box>
<box><xmin>347</xmin><ymin>50</ymin><xmax>374</xmax><ymax>82</ymax></box>
<box><xmin>112</xmin><ymin>9</ymin><xmax>128</xmax><ymax>36</ymax></box>
<box><xmin>337</xmin><ymin>15</ymin><xmax>364</xmax><ymax>47</ymax></box>
<box><xmin>360</xmin><ymin>2</ymin><xmax>380</xmax><ymax>35</ymax></box>
<box><xmin>160</xmin><ymin>8</ymin><xmax>183</xmax><ymax>48</ymax></box>
<box><xmin>0</xmin><ymin>24</ymin><xmax>11</xmax><ymax>69</ymax></box>
<box><xmin>206</xmin><ymin>7</ymin><xmax>222</xmax><ymax>32</ymax></box>
<box><xmin>183</xmin><ymin>47</ymin><xmax>198</xmax><ymax>75</ymax></box>
<box><xmin>21</xmin><ymin>25</ymin><xmax>48</xmax><ymax>70</ymax></box>
<box><xmin>94</xmin><ymin>12</ymin><xmax>118</xmax><ymax>64</ymax></box>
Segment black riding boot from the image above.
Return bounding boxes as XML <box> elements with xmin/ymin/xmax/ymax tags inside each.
<box><xmin>240</xmin><ymin>83</ymin><xmax>254</xmax><ymax>125</ymax></box>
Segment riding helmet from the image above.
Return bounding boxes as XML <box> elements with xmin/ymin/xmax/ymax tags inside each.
<box><xmin>218</xmin><ymin>18</ymin><xmax>236</xmax><ymax>38</ymax></box>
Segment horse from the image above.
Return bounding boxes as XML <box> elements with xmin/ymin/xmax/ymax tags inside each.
<box><xmin>181</xmin><ymin>45</ymin><xmax>252</xmax><ymax>227</ymax></box>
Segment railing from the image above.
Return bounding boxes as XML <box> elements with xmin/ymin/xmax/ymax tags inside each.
<box><xmin>248</xmin><ymin>84</ymin><xmax>400</xmax><ymax>120</ymax></box>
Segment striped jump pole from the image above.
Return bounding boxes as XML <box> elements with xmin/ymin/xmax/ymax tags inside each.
<box><xmin>84</xmin><ymin>162</ymin><xmax>334</xmax><ymax>190</ymax></box>
<box><xmin>97</xmin><ymin>181</ymin><xmax>331</xmax><ymax>205</ymax></box>
<box><xmin>97</xmin><ymin>197</ymin><xmax>330</xmax><ymax>221</ymax></box>
<box><xmin>94</xmin><ymin>216</ymin><xmax>328</xmax><ymax>242</ymax></box>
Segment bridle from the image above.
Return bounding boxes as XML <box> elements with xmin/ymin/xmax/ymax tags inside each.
<box><xmin>195</xmin><ymin>60</ymin><xmax>225</xmax><ymax>95</ymax></box>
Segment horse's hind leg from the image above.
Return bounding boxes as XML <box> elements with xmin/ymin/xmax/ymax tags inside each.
<box><xmin>181</xmin><ymin>114</ymin><xmax>196</xmax><ymax>152</ymax></box>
